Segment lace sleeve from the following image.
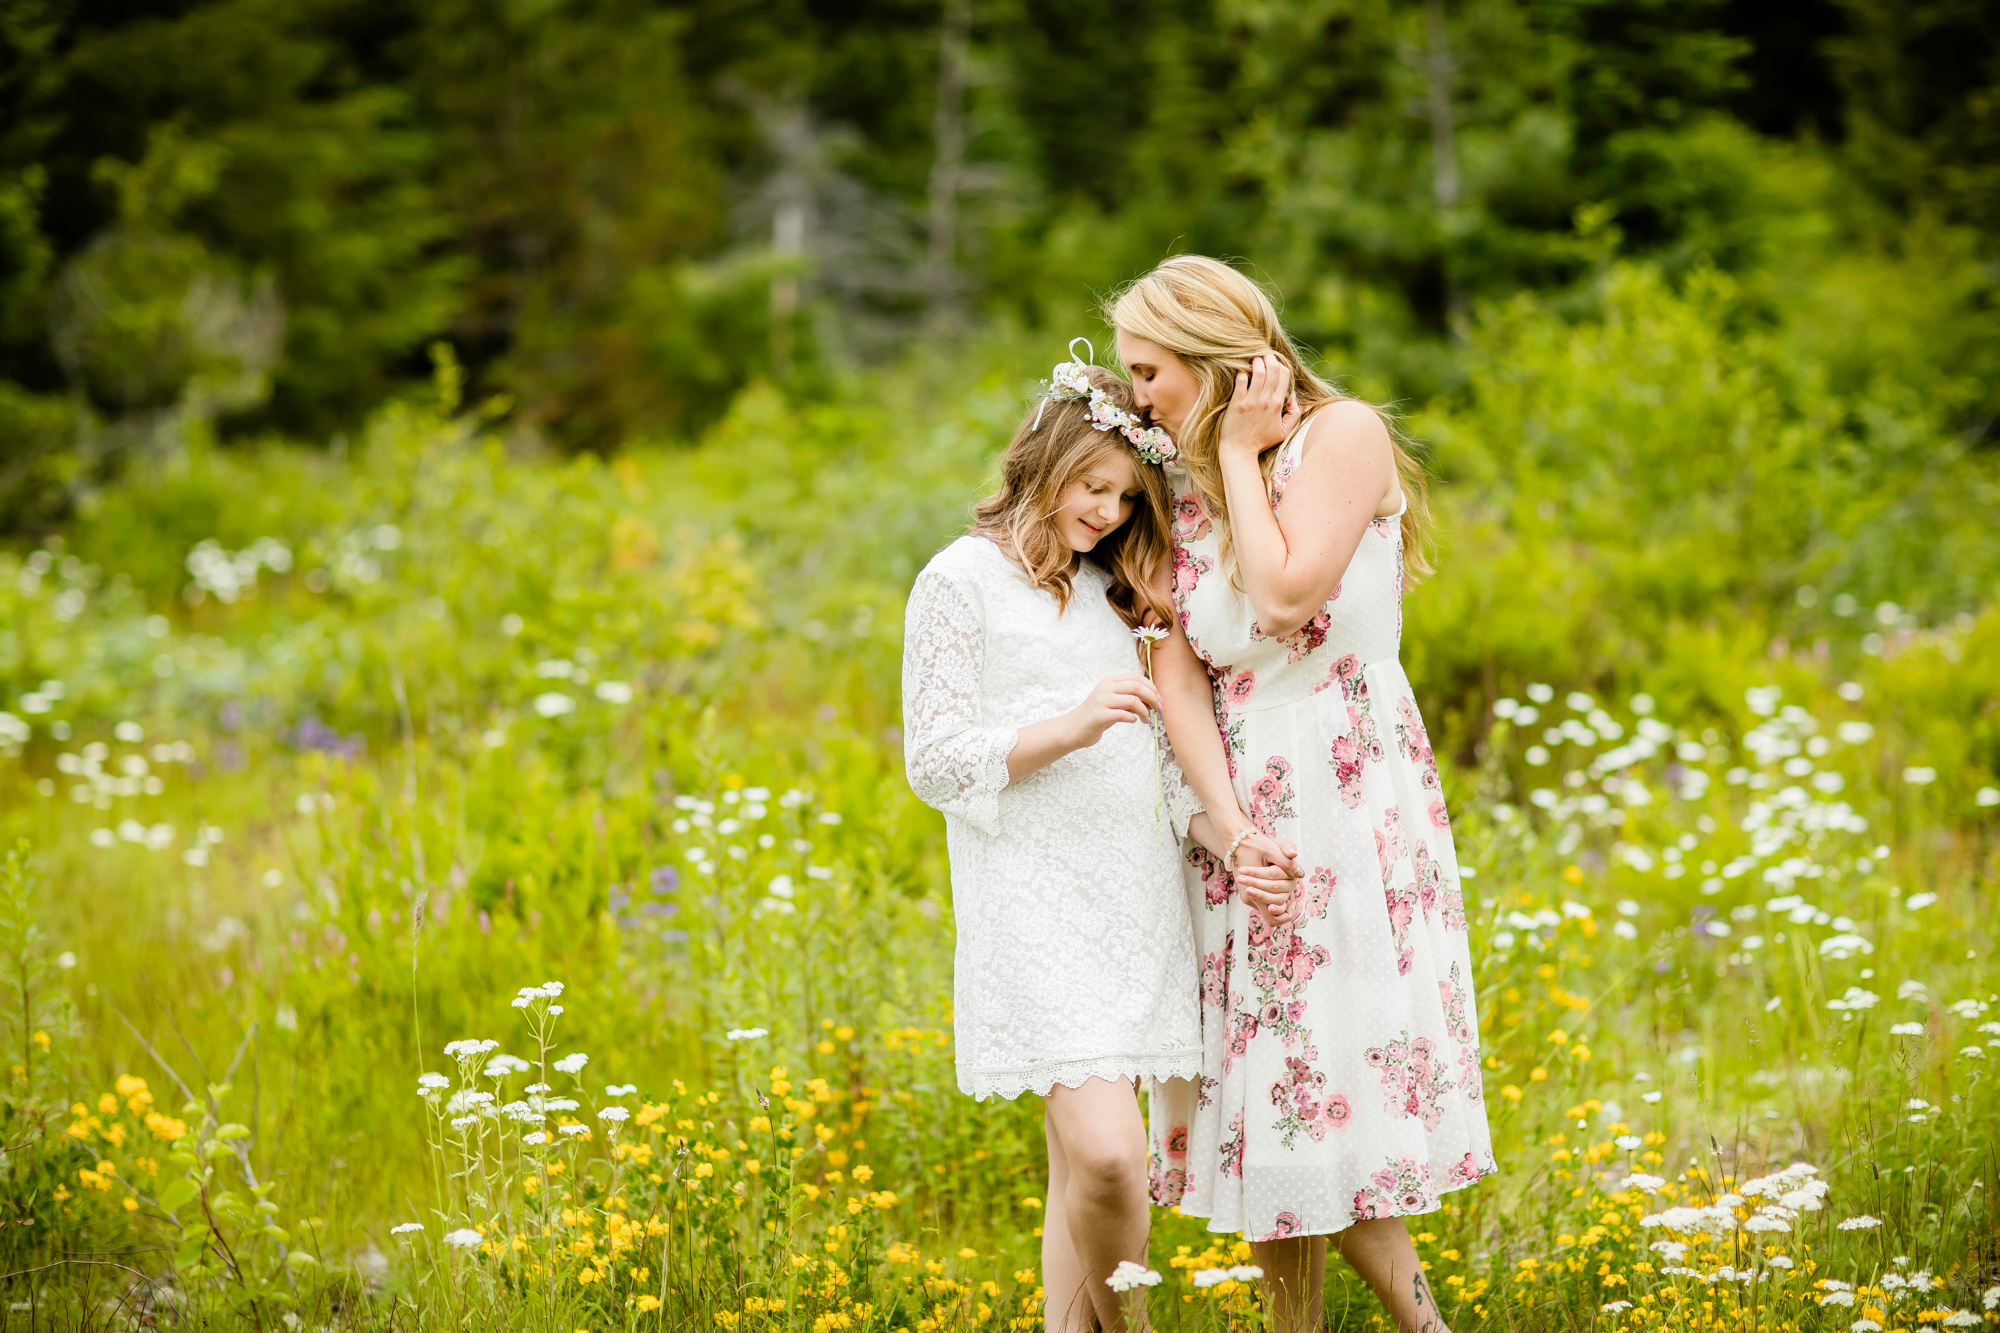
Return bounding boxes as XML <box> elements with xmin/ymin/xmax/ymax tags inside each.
<box><xmin>1158</xmin><ymin>718</ymin><xmax>1205</xmax><ymax>840</ymax></box>
<box><xmin>902</xmin><ymin>563</ymin><xmax>1018</xmax><ymax>834</ymax></box>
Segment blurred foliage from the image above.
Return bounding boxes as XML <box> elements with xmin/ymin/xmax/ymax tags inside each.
<box><xmin>0</xmin><ymin>0</ymin><xmax>1996</xmax><ymax>522</ymax></box>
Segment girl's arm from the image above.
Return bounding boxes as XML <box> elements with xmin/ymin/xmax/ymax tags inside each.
<box><xmin>901</xmin><ymin>567</ymin><xmax>1019</xmax><ymax>834</ymax></box>
<box><xmin>1005</xmin><ymin>673</ymin><xmax>1162</xmax><ymax>785</ymax></box>
<box><xmin>1216</xmin><ymin>360</ymin><xmax>1399</xmax><ymax>640</ymax></box>
<box><xmin>902</xmin><ymin>565</ymin><xmax>1163</xmax><ymax>833</ymax></box>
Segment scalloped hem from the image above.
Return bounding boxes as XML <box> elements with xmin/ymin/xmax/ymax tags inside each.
<box><xmin>960</xmin><ymin>1051</ymin><xmax>1204</xmax><ymax>1103</ymax></box>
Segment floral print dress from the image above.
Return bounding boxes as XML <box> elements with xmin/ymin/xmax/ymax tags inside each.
<box><xmin>1148</xmin><ymin>416</ymin><xmax>1496</xmax><ymax>1240</ymax></box>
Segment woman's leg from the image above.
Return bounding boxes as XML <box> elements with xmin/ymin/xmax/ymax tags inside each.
<box><xmin>1249</xmin><ymin>1235</ymin><xmax>1327</xmax><ymax>1333</ymax></box>
<box><xmin>1332</xmin><ymin>1218</ymin><xmax>1451</xmax><ymax>1333</ymax></box>
<box><xmin>1042</xmin><ymin>1077</ymin><xmax>1151</xmax><ymax>1333</ymax></box>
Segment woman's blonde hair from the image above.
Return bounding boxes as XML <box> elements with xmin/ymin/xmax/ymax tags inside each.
<box><xmin>1108</xmin><ymin>255</ymin><xmax>1432</xmax><ymax>579</ymax></box>
<box><xmin>971</xmin><ymin>366</ymin><xmax>1175</xmax><ymax>630</ymax></box>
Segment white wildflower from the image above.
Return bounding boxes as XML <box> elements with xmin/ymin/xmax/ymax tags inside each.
<box><xmin>1105</xmin><ymin>1261</ymin><xmax>1162</xmax><ymax>1292</ymax></box>
<box><xmin>725</xmin><ymin>1028</ymin><xmax>769</xmax><ymax>1041</ymax></box>
<box><xmin>485</xmin><ymin>1054</ymin><xmax>532</xmax><ymax>1077</ymax></box>
<box><xmin>391</xmin><ymin>1222</ymin><xmax>423</xmax><ymax>1235</ymax></box>
<box><xmin>1615</xmin><ymin>1135</ymin><xmax>1642</xmax><ymax>1150</ymax></box>
<box><xmin>444</xmin><ymin>1228</ymin><xmax>484</xmax><ymax>1249</ymax></box>
<box><xmin>1602</xmin><ymin>1300</ymin><xmax>1633</xmax><ymax>1313</ymax></box>
<box><xmin>558</xmin><ymin>1123</ymin><xmax>589</xmax><ymax>1137</ymax></box>
<box><xmin>1837</xmin><ymin>1216</ymin><xmax>1882</xmax><ymax>1230</ymax></box>
<box><xmin>522</xmin><ymin>1131</ymin><xmax>547</xmax><ymax>1146</ymax></box>
<box><xmin>604</xmin><ymin>1083</ymin><xmax>637</xmax><ymax>1096</ymax></box>
<box><xmin>552</xmin><ymin>1053</ymin><xmax>588</xmax><ymax>1074</ymax></box>
<box><xmin>444</xmin><ymin>1038</ymin><xmax>499</xmax><ymax>1058</ymax></box>
<box><xmin>598</xmin><ymin>1106</ymin><xmax>630</xmax><ymax>1123</ymax></box>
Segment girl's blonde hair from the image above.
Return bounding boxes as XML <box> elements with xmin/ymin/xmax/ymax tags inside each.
<box><xmin>1108</xmin><ymin>255</ymin><xmax>1432</xmax><ymax>579</ymax></box>
<box><xmin>971</xmin><ymin>366</ymin><xmax>1175</xmax><ymax>630</ymax></box>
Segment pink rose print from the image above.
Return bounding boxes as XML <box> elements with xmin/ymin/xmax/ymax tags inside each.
<box><xmin>1200</xmin><ymin>948</ymin><xmax>1229</xmax><ymax>1011</ymax></box>
<box><xmin>1443</xmin><ymin>963</ymin><xmax>1483</xmax><ymax>1100</ymax></box>
<box><xmin>1428</xmin><ymin>799</ymin><xmax>1451</xmax><ymax>831</ymax></box>
<box><xmin>1224</xmin><ymin>1009</ymin><xmax>1259</xmax><ymax>1075</ymax></box>
<box><xmin>1363</xmin><ymin>1031</ymin><xmax>1455</xmax><ymax>1131</ymax></box>
<box><xmin>1376</xmin><ymin>811</ymin><xmax>1407</xmax><ymax>886</ymax></box>
<box><xmin>1149</xmin><ymin>1122</ymin><xmax>1190</xmax><ymax>1206</ymax></box>
<box><xmin>1330</xmin><ymin>652</ymin><xmax>1367</xmax><ymax>703</ymax></box>
<box><xmin>1269</xmin><ymin>1055</ymin><xmax>1352</xmax><ymax>1148</ymax></box>
<box><xmin>1348</xmin><ymin>701</ymin><xmax>1383</xmax><ymax>762</ymax></box>
<box><xmin>1413</xmin><ymin>843</ymin><xmax>1442</xmax><ymax>913</ymax></box>
<box><xmin>1247</xmin><ymin>755</ymin><xmax>1296</xmax><ymax>834</ymax></box>
<box><xmin>1383</xmin><ymin>882</ymin><xmax>1418</xmax><ymax>975</ymax></box>
<box><xmin>1252</xmin><ymin>609</ymin><xmax>1331</xmax><ymax>663</ymax></box>
<box><xmin>1188</xmin><ymin>844</ymin><xmax>1234</xmax><ymax>908</ymax></box>
<box><xmin>1293</xmin><ymin>867</ymin><xmax>1336</xmax><ymax>922</ymax></box>
<box><xmin>1331</xmin><ymin>735</ymin><xmax>1366</xmax><ymax>808</ymax></box>
<box><xmin>1350</xmin><ymin>1156</ymin><xmax>1438</xmax><ymax>1223</ymax></box>
<box><xmin>1441</xmin><ymin>878</ymin><xmax>1467</xmax><ymax>933</ymax></box>
<box><xmin>1443</xmin><ymin>1153</ymin><xmax>1488</xmax><ymax>1187</ymax></box>
<box><xmin>1219</xmin><ymin>1109</ymin><xmax>1245</xmax><ymax>1179</ymax></box>
<box><xmin>1173</xmin><ymin>493</ymin><xmax>1211</xmax><ymax>542</ymax></box>
<box><xmin>1172</xmin><ymin>544</ymin><xmax>1214</xmax><ymax>603</ymax></box>
<box><xmin>1259</xmin><ymin>1211</ymin><xmax>1303</xmax><ymax>1242</ymax></box>
<box><xmin>1223</xmin><ymin>669</ymin><xmax>1259</xmax><ymax>711</ymax></box>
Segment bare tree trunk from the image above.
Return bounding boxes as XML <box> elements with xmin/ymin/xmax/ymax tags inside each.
<box><xmin>925</xmin><ymin>0</ymin><xmax>971</xmax><ymax>332</ymax></box>
<box><xmin>1422</xmin><ymin>0</ymin><xmax>1466</xmax><ymax>343</ymax></box>
<box><xmin>765</xmin><ymin>103</ymin><xmax>813</xmax><ymax>379</ymax></box>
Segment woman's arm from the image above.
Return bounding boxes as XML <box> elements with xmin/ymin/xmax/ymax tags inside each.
<box><xmin>1216</xmin><ymin>361</ymin><xmax>1399</xmax><ymax>640</ymax></box>
<box><xmin>1149</xmin><ymin>568</ymin><xmax>1299</xmax><ymax>918</ymax></box>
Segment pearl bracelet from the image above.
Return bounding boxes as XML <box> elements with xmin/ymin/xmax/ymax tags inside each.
<box><xmin>1224</xmin><ymin>827</ymin><xmax>1255</xmax><ymax>871</ymax></box>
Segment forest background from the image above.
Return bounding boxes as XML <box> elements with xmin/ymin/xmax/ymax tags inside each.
<box><xmin>3</xmin><ymin>0</ymin><xmax>2000</xmax><ymax>1329</ymax></box>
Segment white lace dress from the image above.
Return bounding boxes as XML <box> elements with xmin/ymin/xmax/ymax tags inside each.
<box><xmin>902</xmin><ymin>535</ymin><xmax>1204</xmax><ymax>1101</ymax></box>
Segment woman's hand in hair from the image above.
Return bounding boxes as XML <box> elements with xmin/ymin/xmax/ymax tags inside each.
<box><xmin>1217</xmin><ymin>353</ymin><xmax>1296</xmax><ymax>463</ymax></box>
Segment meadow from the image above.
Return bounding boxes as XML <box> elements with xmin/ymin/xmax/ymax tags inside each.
<box><xmin>1</xmin><ymin>257</ymin><xmax>1999</xmax><ymax>1332</ymax></box>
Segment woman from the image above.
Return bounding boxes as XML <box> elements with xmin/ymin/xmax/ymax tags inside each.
<box><xmin>899</xmin><ymin>349</ymin><xmax>1293</xmax><ymax>1333</ymax></box>
<box><xmin>1116</xmin><ymin>257</ymin><xmax>1496</xmax><ymax>1333</ymax></box>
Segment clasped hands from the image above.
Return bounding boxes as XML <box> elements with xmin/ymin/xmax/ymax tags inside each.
<box><xmin>1232</xmin><ymin>831</ymin><xmax>1302</xmax><ymax>929</ymax></box>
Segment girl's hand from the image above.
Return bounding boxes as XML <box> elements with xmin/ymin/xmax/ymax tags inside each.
<box><xmin>1063</xmin><ymin>672</ymin><xmax>1162</xmax><ymax>749</ymax></box>
<box><xmin>1217</xmin><ymin>353</ymin><xmax>1296</xmax><ymax>463</ymax></box>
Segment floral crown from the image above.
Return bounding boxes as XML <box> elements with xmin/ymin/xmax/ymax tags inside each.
<box><xmin>1032</xmin><ymin>338</ymin><xmax>1177</xmax><ymax>466</ymax></box>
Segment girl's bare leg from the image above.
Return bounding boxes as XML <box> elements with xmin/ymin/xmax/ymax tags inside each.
<box><xmin>1334</xmin><ymin>1218</ymin><xmax>1451</xmax><ymax>1333</ymax></box>
<box><xmin>1042</xmin><ymin>1077</ymin><xmax>1151</xmax><ymax>1333</ymax></box>
<box><xmin>1249</xmin><ymin>1235</ymin><xmax>1327</xmax><ymax>1333</ymax></box>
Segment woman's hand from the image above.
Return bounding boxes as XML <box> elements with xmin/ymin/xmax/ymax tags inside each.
<box><xmin>1217</xmin><ymin>353</ymin><xmax>1296</xmax><ymax>464</ymax></box>
<box><xmin>1234</xmin><ymin>833</ymin><xmax>1301</xmax><ymax>929</ymax></box>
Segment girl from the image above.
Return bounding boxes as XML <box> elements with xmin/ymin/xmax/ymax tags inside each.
<box><xmin>1116</xmin><ymin>257</ymin><xmax>1497</xmax><ymax>1333</ymax></box>
<box><xmin>900</xmin><ymin>349</ymin><xmax>1292</xmax><ymax>1333</ymax></box>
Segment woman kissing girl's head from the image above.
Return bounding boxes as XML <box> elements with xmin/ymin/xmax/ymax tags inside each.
<box><xmin>972</xmin><ymin>363</ymin><xmax>1175</xmax><ymax>631</ymax></box>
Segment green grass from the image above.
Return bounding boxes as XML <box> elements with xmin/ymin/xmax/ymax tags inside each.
<box><xmin>0</xmin><ymin>265</ymin><xmax>1997</xmax><ymax>1331</ymax></box>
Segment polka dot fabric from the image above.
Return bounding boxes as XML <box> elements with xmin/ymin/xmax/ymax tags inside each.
<box><xmin>1148</xmin><ymin>414</ymin><xmax>1497</xmax><ymax>1240</ymax></box>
